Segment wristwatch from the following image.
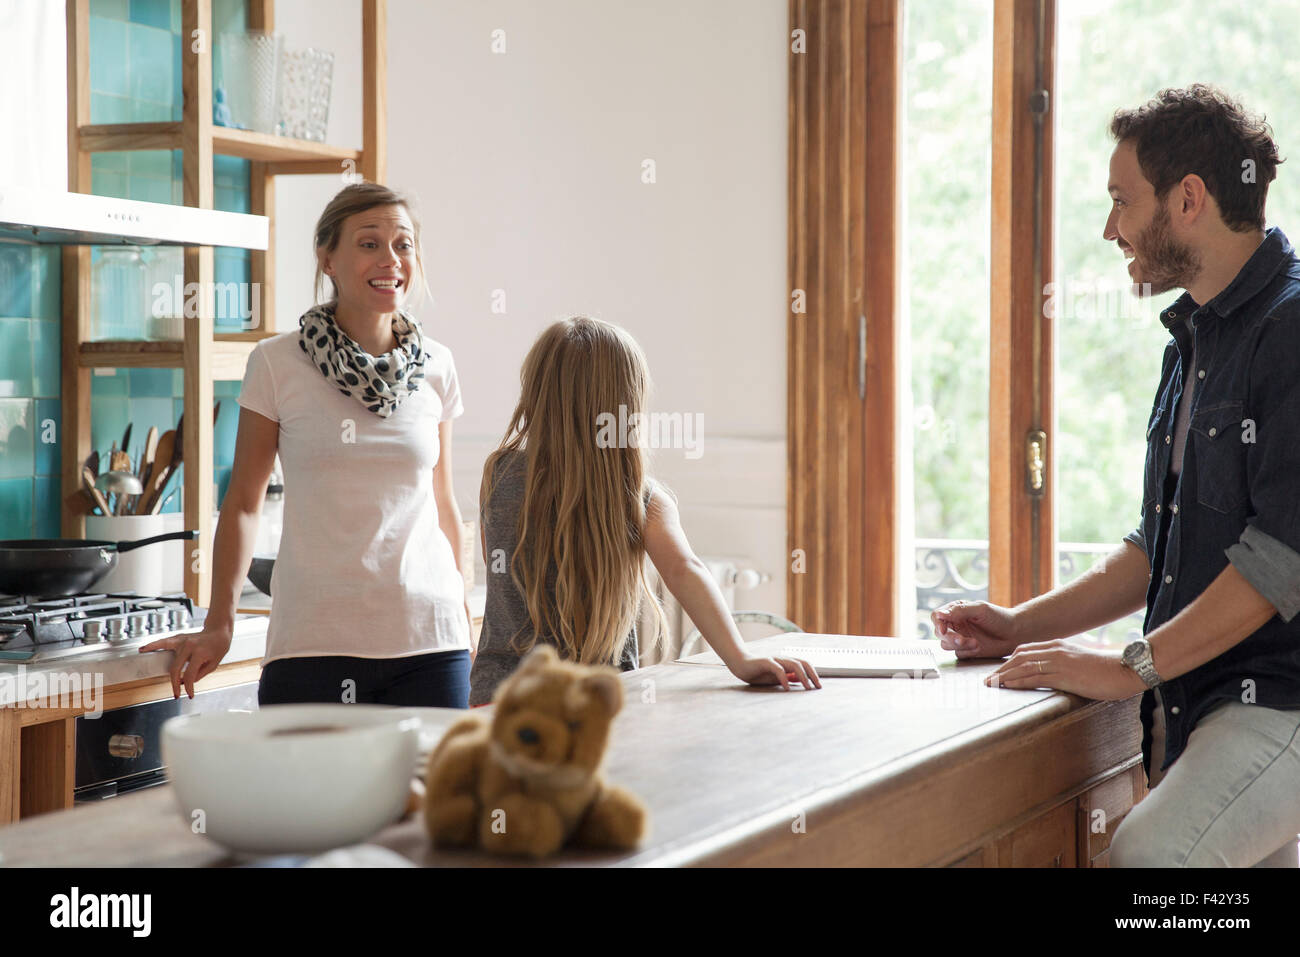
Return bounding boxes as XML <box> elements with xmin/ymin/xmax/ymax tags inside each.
<box><xmin>1121</xmin><ymin>637</ymin><xmax>1163</xmax><ymax>688</ymax></box>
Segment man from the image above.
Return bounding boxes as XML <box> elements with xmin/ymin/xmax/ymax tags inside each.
<box><xmin>932</xmin><ymin>84</ymin><xmax>1300</xmax><ymax>867</ymax></box>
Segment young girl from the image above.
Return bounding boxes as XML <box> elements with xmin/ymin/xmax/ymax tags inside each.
<box><xmin>468</xmin><ymin>316</ymin><xmax>820</xmax><ymax>704</ymax></box>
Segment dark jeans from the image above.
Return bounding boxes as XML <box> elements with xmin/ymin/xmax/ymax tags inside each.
<box><xmin>258</xmin><ymin>649</ymin><xmax>470</xmax><ymax>708</ymax></box>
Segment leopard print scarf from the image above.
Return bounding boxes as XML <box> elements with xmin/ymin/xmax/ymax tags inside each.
<box><xmin>298</xmin><ymin>302</ymin><xmax>426</xmax><ymax>417</ymax></box>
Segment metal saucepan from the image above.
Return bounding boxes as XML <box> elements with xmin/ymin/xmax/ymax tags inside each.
<box><xmin>247</xmin><ymin>557</ymin><xmax>274</xmax><ymax>597</ymax></box>
<box><xmin>0</xmin><ymin>531</ymin><xmax>198</xmax><ymax>598</ymax></box>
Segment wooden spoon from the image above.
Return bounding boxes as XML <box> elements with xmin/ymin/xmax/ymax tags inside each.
<box><xmin>82</xmin><ymin>466</ymin><xmax>112</xmax><ymax>517</ymax></box>
<box><xmin>64</xmin><ymin>487</ymin><xmax>98</xmax><ymax>517</ymax></box>
<box><xmin>149</xmin><ymin>426</ymin><xmax>185</xmax><ymax>515</ymax></box>
<box><xmin>139</xmin><ymin>430</ymin><xmax>176</xmax><ymax>515</ymax></box>
<box><xmin>134</xmin><ymin>426</ymin><xmax>159</xmax><ymax>514</ymax></box>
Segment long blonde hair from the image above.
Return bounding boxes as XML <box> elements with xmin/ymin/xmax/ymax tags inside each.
<box><xmin>482</xmin><ymin>317</ymin><xmax>666</xmax><ymax>666</ymax></box>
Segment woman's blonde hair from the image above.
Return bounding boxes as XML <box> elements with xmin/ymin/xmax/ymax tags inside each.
<box><xmin>482</xmin><ymin>316</ymin><xmax>666</xmax><ymax>666</ymax></box>
<box><xmin>311</xmin><ymin>181</ymin><xmax>429</xmax><ymax>308</ymax></box>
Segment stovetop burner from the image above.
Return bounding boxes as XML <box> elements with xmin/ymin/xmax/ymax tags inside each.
<box><xmin>0</xmin><ymin>592</ymin><xmax>205</xmax><ymax>662</ymax></box>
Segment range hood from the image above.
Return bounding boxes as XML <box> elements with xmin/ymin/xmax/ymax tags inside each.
<box><xmin>0</xmin><ymin>187</ymin><xmax>268</xmax><ymax>249</ymax></box>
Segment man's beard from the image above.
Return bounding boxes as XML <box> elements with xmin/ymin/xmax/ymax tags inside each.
<box><xmin>1131</xmin><ymin>202</ymin><xmax>1201</xmax><ymax>296</ymax></box>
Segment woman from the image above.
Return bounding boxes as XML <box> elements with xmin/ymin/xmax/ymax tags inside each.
<box><xmin>141</xmin><ymin>182</ymin><xmax>474</xmax><ymax>707</ymax></box>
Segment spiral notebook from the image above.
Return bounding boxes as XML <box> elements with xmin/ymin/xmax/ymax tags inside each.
<box><xmin>779</xmin><ymin>636</ymin><xmax>940</xmax><ymax>678</ymax></box>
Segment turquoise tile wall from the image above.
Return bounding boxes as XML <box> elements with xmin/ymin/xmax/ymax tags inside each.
<box><xmin>88</xmin><ymin>0</ymin><xmax>246</xmax><ymax>126</ymax></box>
<box><xmin>0</xmin><ymin>0</ymin><xmax>252</xmax><ymax>542</ymax></box>
<box><xmin>0</xmin><ymin>247</ymin><xmax>62</xmax><ymax>541</ymax></box>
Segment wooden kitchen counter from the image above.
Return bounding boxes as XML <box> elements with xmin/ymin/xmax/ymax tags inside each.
<box><xmin>0</xmin><ymin>635</ymin><xmax>1145</xmax><ymax>867</ymax></box>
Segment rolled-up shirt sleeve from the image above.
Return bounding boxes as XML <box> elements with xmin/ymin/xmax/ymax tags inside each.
<box><xmin>1226</xmin><ymin>526</ymin><xmax>1300</xmax><ymax>622</ymax></box>
<box><xmin>1124</xmin><ymin>526</ymin><xmax>1147</xmax><ymax>556</ymax></box>
<box><xmin>1225</xmin><ymin>312</ymin><xmax>1300</xmax><ymax>622</ymax></box>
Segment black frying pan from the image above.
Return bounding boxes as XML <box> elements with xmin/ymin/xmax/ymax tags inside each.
<box><xmin>0</xmin><ymin>531</ymin><xmax>198</xmax><ymax>598</ymax></box>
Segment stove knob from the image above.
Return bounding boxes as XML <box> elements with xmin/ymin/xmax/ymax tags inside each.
<box><xmin>168</xmin><ymin>608</ymin><xmax>191</xmax><ymax>630</ymax></box>
<box><xmin>104</xmin><ymin>617</ymin><xmax>125</xmax><ymax>640</ymax></box>
<box><xmin>126</xmin><ymin>615</ymin><xmax>148</xmax><ymax>638</ymax></box>
<box><xmin>82</xmin><ymin>620</ymin><xmax>104</xmax><ymax>643</ymax></box>
<box><xmin>108</xmin><ymin>734</ymin><xmax>145</xmax><ymax>759</ymax></box>
<box><xmin>148</xmin><ymin>611</ymin><xmax>166</xmax><ymax>633</ymax></box>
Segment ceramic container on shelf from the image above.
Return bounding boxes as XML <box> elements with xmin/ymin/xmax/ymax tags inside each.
<box><xmin>85</xmin><ymin>513</ymin><xmax>186</xmax><ymax>595</ymax></box>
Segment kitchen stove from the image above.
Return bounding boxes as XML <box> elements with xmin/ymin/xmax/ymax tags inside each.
<box><xmin>0</xmin><ymin>591</ymin><xmax>269</xmax><ymax>802</ymax></box>
<box><xmin>0</xmin><ymin>592</ymin><xmax>209</xmax><ymax>662</ymax></box>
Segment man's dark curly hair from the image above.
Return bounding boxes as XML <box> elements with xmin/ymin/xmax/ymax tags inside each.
<box><xmin>1111</xmin><ymin>84</ymin><xmax>1283</xmax><ymax>232</ymax></box>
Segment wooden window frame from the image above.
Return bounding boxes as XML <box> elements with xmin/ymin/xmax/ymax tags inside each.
<box><xmin>788</xmin><ymin>0</ymin><xmax>1056</xmax><ymax>631</ymax></box>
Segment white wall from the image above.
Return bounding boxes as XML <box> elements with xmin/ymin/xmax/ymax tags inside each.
<box><xmin>280</xmin><ymin>0</ymin><xmax>790</xmax><ymax>615</ymax></box>
<box><xmin>4</xmin><ymin>0</ymin><xmax>792</xmax><ymax>620</ymax></box>
<box><xmin>0</xmin><ymin>0</ymin><xmax>66</xmax><ymax>188</ymax></box>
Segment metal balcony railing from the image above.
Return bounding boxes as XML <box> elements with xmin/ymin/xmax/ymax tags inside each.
<box><xmin>914</xmin><ymin>538</ymin><xmax>1145</xmax><ymax>647</ymax></box>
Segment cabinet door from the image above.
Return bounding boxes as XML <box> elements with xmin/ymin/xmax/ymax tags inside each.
<box><xmin>1002</xmin><ymin>801</ymin><xmax>1078</xmax><ymax>868</ymax></box>
<box><xmin>1078</xmin><ymin>763</ymin><xmax>1146</xmax><ymax>867</ymax></box>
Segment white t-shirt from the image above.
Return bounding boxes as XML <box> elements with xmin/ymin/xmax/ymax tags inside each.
<box><xmin>237</xmin><ymin>328</ymin><xmax>469</xmax><ymax>665</ymax></box>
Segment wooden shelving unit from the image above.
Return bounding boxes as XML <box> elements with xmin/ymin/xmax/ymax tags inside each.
<box><xmin>61</xmin><ymin>0</ymin><xmax>388</xmax><ymax>607</ymax></box>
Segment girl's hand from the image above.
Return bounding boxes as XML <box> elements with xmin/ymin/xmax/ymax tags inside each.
<box><xmin>728</xmin><ymin>654</ymin><xmax>822</xmax><ymax>690</ymax></box>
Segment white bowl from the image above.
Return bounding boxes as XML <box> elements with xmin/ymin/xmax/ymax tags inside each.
<box><xmin>162</xmin><ymin>704</ymin><xmax>421</xmax><ymax>856</ymax></box>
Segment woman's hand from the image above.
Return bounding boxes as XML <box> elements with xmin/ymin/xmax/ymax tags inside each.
<box><xmin>139</xmin><ymin>625</ymin><xmax>233</xmax><ymax>700</ymax></box>
<box><xmin>728</xmin><ymin>654</ymin><xmax>822</xmax><ymax>691</ymax></box>
<box><xmin>931</xmin><ymin>599</ymin><xmax>1023</xmax><ymax>659</ymax></box>
<box><xmin>985</xmin><ymin>639</ymin><xmax>1146</xmax><ymax>700</ymax></box>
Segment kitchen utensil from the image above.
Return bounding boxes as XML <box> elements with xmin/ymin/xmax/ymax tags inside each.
<box><xmin>157</xmin><ymin>417</ymin><xmax>185</xmax><ymax>511</ymax></box>
<box><xmin>134</xmin><ymin>426</ymin><xmax>160</xmax><ymax>514</ymax></box>
<box><xmin>156</xmin><ymin>485</ymin><xmax>181</xmax><ymax>513</ymax></box>
<box><xmin>96</xmin><ymin>468</ymin><xmax>143</xmax><ymax>517</ymax></box>
<box><xmin>63</xmin><ymin>487</ymin><xmax>98</xmax><ymax>517</ymax></box>
<box><xmin>0</xmin><ymin>530</ymin><xmax>198</xmax><ymax>597</ymax></box>
<box><xmin>138</xmin><ymin>429</ymin><xmax>176</xmax><ymax>515</ymax></box>
<box><xmin>140</xmin><ymin>426</ymin><xmax>159</xmax><ymax>478</ymax></box>
<box><xmin>120</xmin><ymin>422</ymin><xmax>133</xmax><ymax>460</ymax></box>
<box><xmin>82</xmin><ymin>466</ymin><xmax>112</xmax><ymax>517</ymax></box>
<box><xmin>85</xmin><ymin>449</ymin><xmax>99</xmax><ymax>480</ymax></box>
<box><xmin>162</xmin><ymin>704</ymin><xmax>420</xmax><ymax>855</ymax></box>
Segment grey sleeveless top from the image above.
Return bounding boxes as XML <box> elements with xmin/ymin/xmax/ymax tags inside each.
<box><xmin>468</xmin><ymin>450</ymin><xmax>641</xmax><ymax>706</ymax></box>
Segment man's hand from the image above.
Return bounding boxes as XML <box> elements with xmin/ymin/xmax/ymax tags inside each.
<box><xmin>931</xmin><ymin>600</ymin><xmax>1023</xmax><ymax>659</ymax></box>
<box><xmin>985</xmin><ymin>638</ymin><xmax>1146</xmax><ymax>700</ymax></box>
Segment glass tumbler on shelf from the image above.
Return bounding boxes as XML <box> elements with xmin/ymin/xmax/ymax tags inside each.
<box><xmin>278</xmin><ymin>48</ymin><xmax>334</xmax><ymax>142</ymax></box>
<box><xmin>90</xmin><ymin>247</ymin><xmax>147</xmax><ymax>340</ymax></box>
<box><xmin>218</xmin><ymin>32</ymin><xmax>283</xmax><ymax>135</ymax></box>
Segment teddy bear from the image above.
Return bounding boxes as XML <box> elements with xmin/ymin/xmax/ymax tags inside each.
<box><xmin>423</xmin><ymin>644</ymin><xmax>648</xmax><ymax>858</ymax></box>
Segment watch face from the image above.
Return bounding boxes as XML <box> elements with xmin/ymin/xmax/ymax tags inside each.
<box><xmin>1122</xmin><ymin>640</ymin><xmax>1145</xmax><ymax>666</ymax></box>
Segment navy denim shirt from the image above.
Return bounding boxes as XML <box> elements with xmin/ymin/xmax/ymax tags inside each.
<box><xmin>1124</xmin><ymin>227</ymin><xmax>1300</xmax><ymax>774</ymax></box>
